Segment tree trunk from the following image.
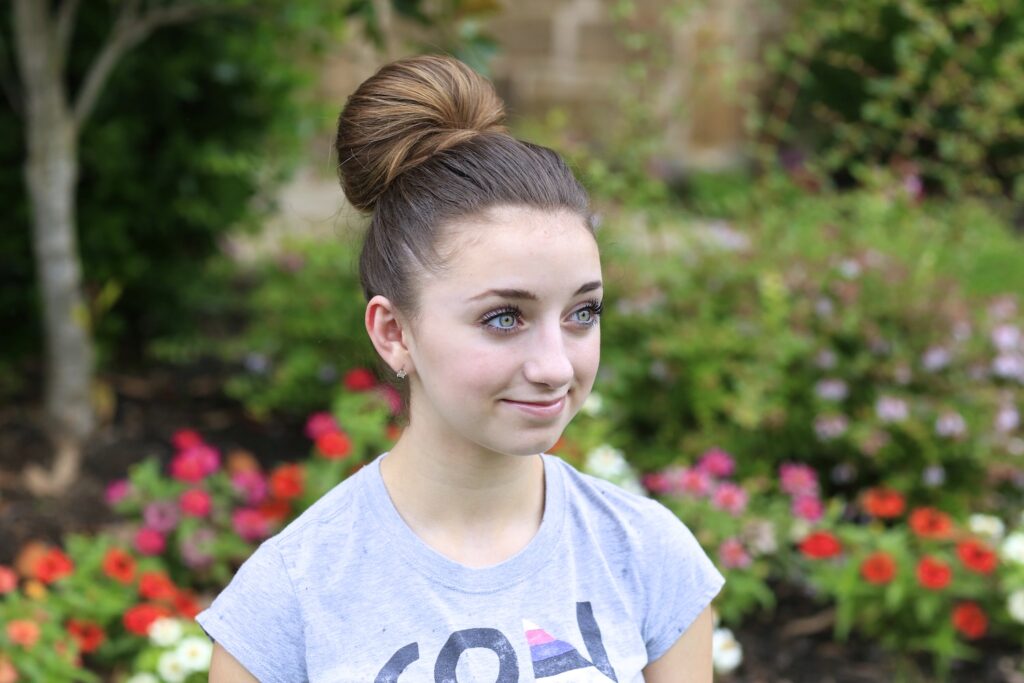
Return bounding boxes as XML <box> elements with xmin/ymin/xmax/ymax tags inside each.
<box><xmin>13</xmin><ymin>0</ymin><xmax>95</xmax><ymax>496</ymax></box>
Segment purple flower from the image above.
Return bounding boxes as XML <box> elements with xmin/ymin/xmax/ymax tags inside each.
<box><xmin>814</xmin><ymin>413</ymin><xmax>849</xmax><ymax>441</ymax></box>
<box><xmin>144</xmin><ymin>501</ymin><xmax>180</xmax><ymax>534</ymax></box>
<box><xmin>815</xmin><ymin>349</ymin><xmax>838</xmax><ymax>370</ymax></box>
<box><xmin>180</xmin><ymin>527</ymin><xmax>216</xmax><ymax>569</ymax></box>
<box><xmin>231</xmin><ymin>470</ymin><xmax>268</xmax><ymax>506</ymax></box>
<box><xmin>922</xmin><ymin>464</ymin><xmax>946</xmax><ymax>487</ymax></box>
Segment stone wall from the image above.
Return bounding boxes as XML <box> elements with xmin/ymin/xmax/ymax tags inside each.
<box><xmin>317</xmin><ymin>0</ymin><xmax>782</xmax><ymax>172</ymax></box>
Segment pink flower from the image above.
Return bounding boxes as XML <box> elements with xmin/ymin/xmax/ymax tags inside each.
<box><xmin>135</xmin><ymin>528</ymin><xmax>166</xmax><ymax>556</ymax></box>
<box><xmin>232</xmin><ymin>509</ymin><xmax>270</xmax><ymax>542</ymax></box>
<box><xmin>718</xmin><ymin>538</ymin><xmax>752</xmax><ymax>569</ymax></box>
<box><xmin>792</xmin><ymin>495</ymin><xmax>824</xmax><ymax>522</ymax></box>
<box><xmin>780</xmin><ymin>463</ymin><xmax>819</xmax><ymax>497</ymax></box>
<box><xmin>669</xmin><ymin>467</ymin><xmax>712</xmax><ymax>497</ymax></box>
<box><xmin>642</xmin><ymin>472</ymin><xmax>671</xmax><ymax>495</ymax></box>
<box><xmin>104</xmin><ymin>479</ymin><xmax>132</xmax><ymax>506</ymax></box>
<box><xmin>179</xmin><ymin>489</ymin><xmax>212</xmax><ymax>517</ymax></box>
<box><xmin>711</xmin><ymin>482</ymin><xmax>748</xmax><ymax>515</ymax></box>
<box><xmin>172</xmin><ymin>429</ymin><xmax>205</xmax><ymax>451</ymax></box>
<box><xmin>0</xmin><ymin>565</ymin><xmax>17</xmax><ymax>594</ymax></box>
<box><xmin>231</xmin><ymin>470</ymin><xmax>268</xmax><ymax>506</ymax></box>
<box><xmin>376</xmin><ymin>385</ymin><xmax>403</xmax><ymax>416</ymax></box>
<box><xmin>696</xmin><ymin>448</ymin><xmax>735</xmax><ymax>478</ymax></box>
<box><xmin>170</xmin><ymin>445</ymin><xmax>220</xmax><ymax>482</ymax></box>
<box><xmin>304</xmin><ymin>412</ymin><xmax>340</xmax><ymax>441</ymax></box>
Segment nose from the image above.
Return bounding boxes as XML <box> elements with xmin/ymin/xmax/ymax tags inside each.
<box><xmin>522</xmin><ymin>319</ymin><xmax>574</xmax><ymax>390</ymax></box>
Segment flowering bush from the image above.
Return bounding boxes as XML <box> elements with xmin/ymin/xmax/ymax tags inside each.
<box><xmin>125</xmin><ymin>618</ymin><xmax>212</xmax><ymax>683</ymax></box>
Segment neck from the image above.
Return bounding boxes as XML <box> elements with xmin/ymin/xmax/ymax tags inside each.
<box><xmin>379</xmin><ymin>423</ymin><xmax>546</xmax><ymax>565</ymax></box>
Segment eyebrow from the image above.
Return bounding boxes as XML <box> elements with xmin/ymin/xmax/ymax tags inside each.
<box><xmin>467</xmin><ymin>280</ymin><xmax>603</xmax><ymax>302</ymax></box>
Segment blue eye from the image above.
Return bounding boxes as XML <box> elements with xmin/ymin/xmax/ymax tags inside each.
<box><xmin>482</xmin><ymin>306</ymin><xmax>522</xmax><ymax>335</ymax></box>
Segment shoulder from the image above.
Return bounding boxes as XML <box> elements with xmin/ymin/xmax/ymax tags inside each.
<box><xmin>267</xmin><ymin>460</ymin><xmax>373</xmax><ymax>570</ymax></box>
<box><xmin>547</xmin><ymin>454</ymin><xmax>697</xmax><ymax>559</ymax></box>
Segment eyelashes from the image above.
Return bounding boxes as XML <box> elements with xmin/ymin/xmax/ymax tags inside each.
<box><xmin>481</xmin><ymin>299</ymin><xmax>604</xmax><ymax>335</ymax></box>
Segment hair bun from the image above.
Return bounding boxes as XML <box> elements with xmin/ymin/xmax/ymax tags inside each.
<box><xmin>334</xmin><ymin>54</ymin><xmax>508</xmax><ymax>213</ymax></box>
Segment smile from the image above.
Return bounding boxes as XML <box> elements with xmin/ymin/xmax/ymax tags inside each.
<box><xmin>500</xmin><ymin>396</ymin><xmax>567</xmax><ymax>418</ymax></box>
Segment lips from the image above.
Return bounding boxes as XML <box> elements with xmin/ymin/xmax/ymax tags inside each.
<box><xmin>506</xmin><ymin>396</ymin><xmax>565</xmax><ymax>406</ymax></box>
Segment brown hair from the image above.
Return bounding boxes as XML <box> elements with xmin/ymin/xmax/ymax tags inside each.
<box><xmin>334</xmin><ymin>54</ymin><xmax>594</xmax><ymax>412</ymax></box>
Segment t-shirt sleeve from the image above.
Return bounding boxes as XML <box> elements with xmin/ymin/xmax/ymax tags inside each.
<box><xmin>194</xmin><ymin>539</ymin><xmax>307</xmax><ymax>682</ymax></box>
<box><xmin>641</xmin><ymin>501</ymin><xmax>726</xmax><ymax>663</ymax></box>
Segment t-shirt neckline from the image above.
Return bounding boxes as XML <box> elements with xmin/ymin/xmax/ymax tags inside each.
<box><xmin>363</xmin><ymin>451</ymin><xmax>567</xmax><ymax>594</ymax></box>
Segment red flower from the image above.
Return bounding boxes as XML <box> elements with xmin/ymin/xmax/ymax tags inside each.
<box><xmin>33</xmin><ymin>548</ymin><xmax>74</xmax><ymax>584</ymax></box>
<box><xmin>860</xmin><ymin>551</ymin><xmax>897</xmax><ymax>584</ymax></box>
<box><xmin>315</xmin><ymin>430</ymin><xmax>352</xmax><ymax>460</ymax></box>
<box><xmin>173</xmin><ymin>589</ymin><xmax>201</xmax><ymax>619</ymax></box>
<box><xmin>138</xmin><ymin>571</ymin><xmax>177</xmax><ymax>602</ymax></box>
<box><xmin>916</xmin><ymin>556</ymin><xmax>952</xmax><ymax>590</ymax></box>
<box><xmin>269</xmin><ymin>464</ymin><xmax>304</xmax><ymax>500</ymax></box>
<box><xmin>343</xmin><ymin>368</ymin><xmax>377</xmax><ymax>392</ymax></box>
<box><xmin>102</xmin><ymin>548</ymin><xmax>136</xmax><ymax>584</ymax></box>
<box><xmin>171</xmin><ymin>429</ymin><xmax>205</xmax><ymax>451</ymax></box>
<box><xmin>258</xmin><ymin>498</ymin><xmax>292</xmax><ymax>524</ymax></box>
<box><xmin>799</xmin><ymin>531</ymin><xmax>842</xmax><ymax>559</ymax></box>
<box><xmin>909</xmin><ymin>507</ymin><xmax>954</xmax><ymax>539</ymax></box>
<box><xmin>956</xmin><ymin>539</ymin><xmax>997</xmax><ymax>575</ymax></box>
<box><xmin>951</xmin><ymin>601</ymin><xmax>987</xmax><ymax>640</ymax></box>
<box><xmin>861</xmin><ymin>488</ymin><xmax>906</xmax><ymax>519</ymax></box>
<box><xmin>66</xmin><ymin>619</ymin><xmax>105</xmax><ymax>654</ymax></box>
<box><xmin>123</xmin><ymin>604</ymin><xmax>171</xmax><ymax>636</ymax></box>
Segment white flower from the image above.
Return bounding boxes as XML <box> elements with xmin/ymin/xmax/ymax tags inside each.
<box><xmin>921</xmin><ymin>346</ymin><xmax>951</xmax><ymax>372</ymax></box>
<box><xmin>157</xmin><ymin>650</ymin><xmax>188</xmax><ymax>683</ymax></box>
<box><xmin>838</xmin><ymin>259</ymin><xmax>861</xmax><ymax>279</ymax></box>
<box><xmin>712</xmin><ymin>627</ymin><xmax>743</xmax><ymax>674</ymax></box>
<box><xmin>1008</xmin><ymin>590</ymin><xmax>1024</xmax><ymax>625</ymax></box>
<box><xmin>148</xmin><ymin>617</ymin><xmax>183</xmax><ymax>647</ymax></box>
<box><xmin>992</xmin><ymin>324</ymin><xmax>1021</xmax><ymax>352</ymax></box>
<box><xmin>175</xmin><ymin>636</ymin><xmax>214</xmax><ymax>672</ymax></box>
<box><xmin>789</xmin><ymin>518</ymin><xmax>812</xmax><ymax>543</ymax></box>
<box><xmin>935</xmin><ymin>412</ymin><xmax>967</xmax><ymax>438</ymax></box>
<box><xmin>996</xmin><ymin>405</ymin><xmax>1020</xmax><ymax>433</ymax></box>
<box><xmin>875</xmin><ymin>396</ymin><xmax>908</xmax><ymax>423</ymax></box>
<box><xmin>1000</xmin><ymin>532</ymin><xmax>1024</xmax><ymax>565</ymax></box>
<box><xmin>968</xmin><ymin>514</ymin><xmax>1005</xmax><ymax>542</ymax></box>
<box><xmin>814</xmin><ymin>379</ymin><xmax>848</xmax><ymax>402</ymax></box>
<box><xmin>584</xmin><ymin>444</ymin><xmax>630</xmax><ymax>481</ymax></box>
<box><xmin>580</xmin><ymin>392</ymin><xmax>604</xmax><ymax>417</ymax></box>
<box><xmin>125</xmin><ymin>675</ymin><xmax>160</xmax><ymax>683</ymax></box>
<box><xmin>993</xmin><ymin>354</ymin><xmax>1024</xmax><ymax>381</ymax></box>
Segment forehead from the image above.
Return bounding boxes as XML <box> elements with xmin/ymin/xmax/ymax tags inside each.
<box><xmin>428</xmin><ymin>206</ymin><xmax>601</xmax><ymax>299</ymax></box>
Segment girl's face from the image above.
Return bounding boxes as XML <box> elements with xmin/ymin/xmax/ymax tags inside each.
<box><xmin>402</xmin><ymin>205</ymin><xmax>602</xmax><ymax>458</ymax></box>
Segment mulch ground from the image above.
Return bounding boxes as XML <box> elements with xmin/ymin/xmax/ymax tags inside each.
<box><xmin>1</xmin><ymin>357</ymin><xmax>1022</xmax><ymax>682</ymax></box>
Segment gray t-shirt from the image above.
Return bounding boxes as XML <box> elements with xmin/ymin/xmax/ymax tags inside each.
<box><xmin>195</xmin><ymin>452</ymin><xmax>725</xmax><ymax>682</ymax></box>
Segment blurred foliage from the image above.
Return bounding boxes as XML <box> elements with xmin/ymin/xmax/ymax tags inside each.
<box><xmin>0</xmin><ymin>0</ymin><xmax>500</xmax><ymax>399</ymax></box>
<box><xmin>149</xmin><ymin>234</ymin><xmax>381</xmax><ymax>421</ymax></box>
<box><xmin>755</xmin><ymin>0</ymin><xmax>1024</xmax><ymax>201</ymax></box>
<box><xmin>596</xmin><ymin>174</ymin><xmax>1023</xmax><ymax>515</ymax></box>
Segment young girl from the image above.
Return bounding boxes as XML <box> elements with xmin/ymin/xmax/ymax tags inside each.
<box><xmin>198</xmin><ymin>54</ymin><xmax>725</xmax><ymax>683</ymax></box>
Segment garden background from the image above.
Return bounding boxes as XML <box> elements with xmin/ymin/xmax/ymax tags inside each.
<box><xmin>2</xmin><ymin>0</ymin><xmax>1024</xmax><ymax>681</ymax></box>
